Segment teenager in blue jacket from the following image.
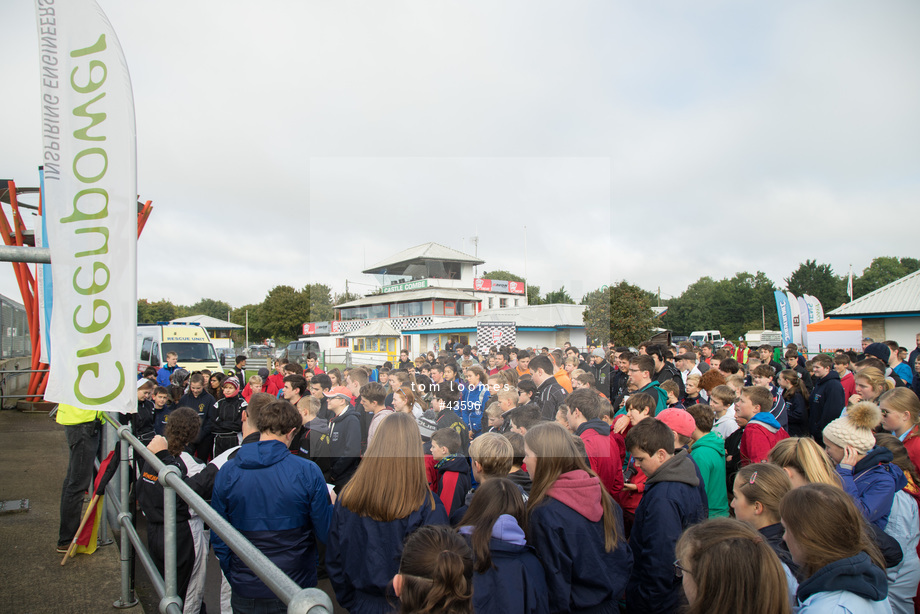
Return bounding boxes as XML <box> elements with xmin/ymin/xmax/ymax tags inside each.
<box><xmin>624</xmin><ymin>418</ymin><xmax>707</xmax><ymax>614</ymax></box>
<box><xmin>461</xmin><ymin>365</ymin><xmax>491</xmax><ymax>437</ymax></box>
<box><xmin>823</xmin><ymin>402</ymin><xmax>906</xmax><ymax>530</ymax></box>
<box><xmin>327</xmin><ymin>413</ymin><xmax>448</xmax><ymax>614</ymax></box>
<box><xmin>211</xmin><ymin>400</ymin><xmax>333</xmax><ymax>611</ymax></box>
<box><xmin>458</xmin><ymin>477</ymin><xmax>549</xmax><ymax>614</ymax></box>
<box><xmin>524</xmin><ymin>422</ymin><xmax>633</xmax><ymax>614</ymax></box>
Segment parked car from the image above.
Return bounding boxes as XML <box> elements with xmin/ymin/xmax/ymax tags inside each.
<box><xmin>281</xmin><ymin>339</ymin><xmax>321</xmax><ymax>366</ymax></box>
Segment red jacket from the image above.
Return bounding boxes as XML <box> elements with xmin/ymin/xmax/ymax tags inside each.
<box><xmin>576</xmin><ymin>420</ymin><xmax>624</xmax><ymax>498</ymax></box>
<box><xmin>740</xmin><ymin>416</ymin><xmax>789</xmax><ymax>466</ymax></box>
<box><xmin>620</xmin><ymin>461</ymin><xmax>646</xmax><ymax>514</ymax></box>
<box><xmin>903</xmin><ymin>425</ymin><xmax>920</xmax><ymax>475</ymax></box>
<box><xmin>839</xmin><ymin>371</ymin><xmax>856</xmax><ymax>402</ymax></box>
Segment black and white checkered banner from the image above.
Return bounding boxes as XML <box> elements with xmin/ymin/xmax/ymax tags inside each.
<box><xmin>477</xmin><ymin>321</ymin><xmax>516</xmax><ymax>349</ymax></box>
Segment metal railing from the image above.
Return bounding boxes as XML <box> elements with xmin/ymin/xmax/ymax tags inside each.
<box><xmin>97</xmin><ymin>412</ymin><xmax>333</xmax><ymax>614</ymax></box>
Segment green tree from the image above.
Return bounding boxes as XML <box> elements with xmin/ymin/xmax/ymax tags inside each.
<box><xmin>304</xmin><ymin>283</ymin><xmax>334</xmax><ymax>322</ymax></box>
<box><xmin>543</xmin><ymin>285</ymin><xmax>575</xmax><ymax>305</ymax></box>
<box><xmin>583</xmin><ymin>281</ymin><xmax>656</xmax><ymax>347</ymax></box>
<box><xmin>526</xmin><ymin>284</ymin><xmax>542</xmax><ymax>306</ymax></box>
<box><xmin>334</xmin><ymin>290</ymin><xmax>361</xmax><ymax>305</ymax></box>
<box><xmin>661</xmin><ymin>271</ymin><xmax>777</xmax><ymax>341</ymax></box>
<box><xmin>853</xmin><ymin>257</ymin><xmax>920</xmax><ymax>299</ymax></box>
<box><xmin>138</xmin><ymin>298</ymin><xmax>179</xmax><ymax>323</ymax></box>
<box><xmin>189</xmin><ymin>298</ymin><xmax>233</xmax><ymax>321</ymax></box>
<box><xmin>785</xmin><ymin>260</ymin><xmax>846</xmax><ymax>312</ymax></box>
<box><xmin>260</xmin><ymin>285</ymin><xmax>309</xmax><ymax>340</ymax></box>
<box><xmin>581</xmin><ymin>287</ymin><xmax>610</xmax><ymax>345</ymax></box>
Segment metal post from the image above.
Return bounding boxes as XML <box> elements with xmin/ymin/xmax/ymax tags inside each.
<box><xmin>160</xmin><ymin>465</ymin><xmax>182</xmax><ymax>614</ymax></box>
<box><xmin>114</xmin><ymin>426</ymin><xmax>138</xmax><ymax>608</ymax></box>
<box><xmin>96</xmin><ymin>424</ymin><xmax>113</xmax><ymax>547</ymax></box>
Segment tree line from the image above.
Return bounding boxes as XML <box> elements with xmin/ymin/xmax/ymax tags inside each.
<box><xmin>139</xmin><ymin>257</ymin><xmax>918</xmax><ymax>348</ymax></box>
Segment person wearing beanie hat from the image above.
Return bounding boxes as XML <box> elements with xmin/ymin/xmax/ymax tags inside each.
<box><xmin>208</xmin><ymin>375</ymin><xmax>248</xmax><ymax>457</ymax></box>
<box><xmin>824</xmin><ymin>401</ymin><xmax>907</xmax><ymax>530</ymax></box>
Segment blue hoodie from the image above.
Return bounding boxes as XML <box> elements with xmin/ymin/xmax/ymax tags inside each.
<box><xmin>797</xmin><ymin>552</ymin><xmax>890</xmax><ymax>613</ymax></box>
<box><xmin>459</xmin><ymin>514</ymin><xmax>549</xmax><ymax>614</ymax></box>
<box><xmin>460</xmin><ymin>383</ymin><xmax>491</xmax><ymax>435</ymax></box>
<box><xmin>838</xmin><ymin>445</ymin><xmax>907</xmax><ymax>530</ymax></box>
<box><xmin>326</xmin><ymin>493</ymin><xmax>447</xmax><ymax>614</ymax></box>
<box><xmin>211</xmin><ymin>440</ymin><xmax>332</xmax><ymax>599</ymax></box>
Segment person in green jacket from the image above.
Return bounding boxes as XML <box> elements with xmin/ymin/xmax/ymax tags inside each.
<box><xmin>686</xmin><ymin>404</ymin><xmax>730</xmax><ymax>517</ymax></box>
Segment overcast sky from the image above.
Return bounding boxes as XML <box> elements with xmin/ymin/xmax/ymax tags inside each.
<box><xmin>1</xmin><ymin>0</ymin><xmax>918</xmax><ymax>313</ymax></box>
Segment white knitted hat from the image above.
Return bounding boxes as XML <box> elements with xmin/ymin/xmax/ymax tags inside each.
<box><xmin>822</xmin><ymin>402</ymin><xmax>881</xmax><ymax>454</ymax></box>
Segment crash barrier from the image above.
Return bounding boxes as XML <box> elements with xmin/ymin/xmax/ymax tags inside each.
<box><xmin>96</xmin><ymin>412</ymin><xmax>333</xmax><ymax>614</ymax></box>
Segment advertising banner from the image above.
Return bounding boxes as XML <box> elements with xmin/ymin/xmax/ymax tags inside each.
<box><xmin>476</xmin><ymin>321</ymin><xmax>516</xmax><ymax>348</ymax></box>
<box><xmin>35</xmin><ymin>0</ymin><xmax>137</xmax><ymax>412</ymax></box>
<box><xmin>774</xmin><ymin>291</ymin><xmax>793</xmax><ymax>347</ymax></box>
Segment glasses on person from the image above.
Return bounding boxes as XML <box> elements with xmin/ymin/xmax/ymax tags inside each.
<box><xmin>673</xmin><ymin>560</ymin><xmax>689</xmax><ymax>578</ymax></box>
<box><xmin>628</xmin><ymin>368</ymin><xmax>641</xmax><ymax>373</ymax></box>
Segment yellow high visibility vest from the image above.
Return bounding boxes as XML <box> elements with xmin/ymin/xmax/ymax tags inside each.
<box><xmin>55</xmin><ymin>403</ymin><xmax>102</xmax><ymax>425</ymax></box>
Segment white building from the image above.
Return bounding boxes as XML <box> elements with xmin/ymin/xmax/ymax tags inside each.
<box><xmin>828</xmin><ymin>270</ymin><xmax>920</xmax><ymax>348</ymax></box>
<box><xmin>302</xmin><ymin>242</ymin><xmax>529</xmax><ymax>365</ymax></box>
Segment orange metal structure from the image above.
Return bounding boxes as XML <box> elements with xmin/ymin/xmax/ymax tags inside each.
<box><xmin>0</xmin><ymin>179</ymin><xmax>152</xmax><ymax>401</ymax></box>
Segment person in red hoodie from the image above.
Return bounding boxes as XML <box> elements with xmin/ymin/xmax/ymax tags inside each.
<box><xmin>735</xmin><ymin>386</ymin><xmax>789</xmax><ymax>466</ymax></box>
<box><xmin>565</xmin><ymin>389</ymin><xmax>624</xmax><ymax>500</ymax></box>
<box><xmin>834</xmin><ymin>354</ymin><xmax>856</xmax><ymax>401</ymax></box>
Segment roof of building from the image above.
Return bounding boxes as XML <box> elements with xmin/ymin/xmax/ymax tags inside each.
<box><xmin>362</xmin><ymin>242</ymin><xmax>484</xmax><ymax>274</ymax></box>
<box><xmin>829</xmin><ymin>270</ymin><xmax>920</xmax><ymax>317</ymax></box>
<box><xmin>344</xmin><ymin>320</ymin><xmax>402</xmax><ymax>338</ymax></box>
<box><xmin>171</xmin><ymin>315</ymin><xmax>244</xmax><ymax>329</ymax></box>
<box><xmin>411</xmin><ymin>303</ymin><xmax>587</xmax><ymax>331</ymax></box>
<box><xmin>334</xmin><ymin>288</ymin><xmax>479</xmax><ymax>309</ymax></box>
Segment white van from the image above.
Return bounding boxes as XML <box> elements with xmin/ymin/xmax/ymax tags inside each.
<box><xmin>137</xmin><ymin>323</ymin><xmax>223</xmax><ymax>376</ymax></box>
<box><xmin>689</xmin><ymin>330</ymin><xmax>723</xmax><ymax>347</ymax></box>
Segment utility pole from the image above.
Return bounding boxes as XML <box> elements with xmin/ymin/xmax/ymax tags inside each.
<box><xmin>762</xmin><ymin>305</ymin><xmax>766</xmax><ymax>329</ymax></box>
<box><xmin>245</xmin><ymin>310</ymin><xmax>249</xmax><ymax>348</ymax></box>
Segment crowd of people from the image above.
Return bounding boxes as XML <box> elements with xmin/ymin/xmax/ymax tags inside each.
<box><xmin>114</xmin><ymin>333</ymin><xmax>920</xmax><ymax>613</ymax></box>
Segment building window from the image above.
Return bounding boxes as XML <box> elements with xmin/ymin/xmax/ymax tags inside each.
<box><xmin>488</xmin><ymin>298</ymin><xmax>494</xmax><ymax>309</ymax></box>
<box><xmin>336</xmin><ymin>338</ymin><xmax>348</xmax><ymax>348</ymax></box>
<box><xmin>434</xmin><ymin>300</ymin><xmax>444</xmax><ymax>315</ymax></box>
<box><xmin>445</xmin><ymin>301</ymin><xmax>455</xmax><ymax>316</ymax></box>
<box><xmin>499</xmin><ymin>298</ymin><xmax>507</xmax><ymax>308</ymax></box>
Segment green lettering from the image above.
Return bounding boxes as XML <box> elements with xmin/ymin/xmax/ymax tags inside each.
<box><xmin>74</xmin><ymin>360</ymin><xmax>125</xmax><ymax>405</ymax></box>
<box><xmin>72</xmin><ymin>93</ymin><xmax>106</xmax><ymax>142</ymax></box>
<box><xmin>73</xmin><ymin>261</ymin><xmax>109</xmax><ymax>295</ymax></box>
<box><xmin>73</xmin><ymin>300</ymin><xmax>111</xmax><ymax>334</ymax></box>
<box><xmin>77</xmin><ymin>333</ymin><xmax>111</xmax><ymax>357</ymax></box>
<box><xmin>70</xmin><ymin>59</ymin><xmax>107</xmax><ymax>95</ymax></box>
<box><xmin>74</xmin><ymin>226</ymin><xmax>109</xmax><ymax>257</ymax></box>
<box><xmin>62</xmin><ymin>188</ymin><xmax>108</xmax><ymax>224</ymax></box>
<box><xmin>70</xmin><ymin>34</ymin><xmax>106</xmax><ymax>58</ymax></box>
<box><xmin>72</xmin><ymin>147</ymin><xmax>107</xmax><ymax>183</ymax></box>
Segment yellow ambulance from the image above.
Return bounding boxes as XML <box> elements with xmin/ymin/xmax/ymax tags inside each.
<box><xmin>136</xmin><ymin>323</ymin><xmax>223</xmax><ymax>376</ymax></box>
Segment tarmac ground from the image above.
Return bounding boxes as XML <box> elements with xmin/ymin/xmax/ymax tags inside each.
<box><xmin>0</xmin><ymin>408</ymin><xmax>347</xmax><ymax>614</ymax></box>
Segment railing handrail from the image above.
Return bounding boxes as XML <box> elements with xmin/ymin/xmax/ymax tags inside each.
<box><xmin>98</xmin><ymin>412</ymin><xmax>332</xmax><ymax>613</ymax></box>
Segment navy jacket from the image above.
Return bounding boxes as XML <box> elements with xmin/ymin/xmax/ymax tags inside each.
<box><xmin>785</xmin><ymin>390</ymin><xmax>809</xmax><ymax>437</ymax></box>
<box><xmin>435</xmin><ymin>454</ymin><xmax>472</xmax><ymax>518</ymax></box>
<box><xmin>324</xmin><ymin>406</ymin><xmax>361</xmax><ymax>490</ymax></box>
<box><xmin>626</xmin><ymin>450</ymin><xmax>706</xmax><ymax>614</ymax></box>
<box><xmin>459</xmin><ymin>514</ymin><xmax>549</xmax><ymax>614</ymax></box>
<box><xmin>809</xmin><ymin>371</ymin><xmax>845</xmax><ymax>445</ymax></box>
<box><xmin>529</xmin><ymin>470</ymin><xmax>633</xmax><ymax>614</ymax></box>
<box><xmin>179</xmin><ymin>390</ymin><xmax>216</xmax><ymax>441</ymax></box>
<box><xmin>327</xmin><ymin>493</ymin><xmax>447</xmax><ymax>614</ymax></box>
<box><xmin>211</xmin><ymin>440</ymin><xmax>332</xmax><ymax>599</ymax></box>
